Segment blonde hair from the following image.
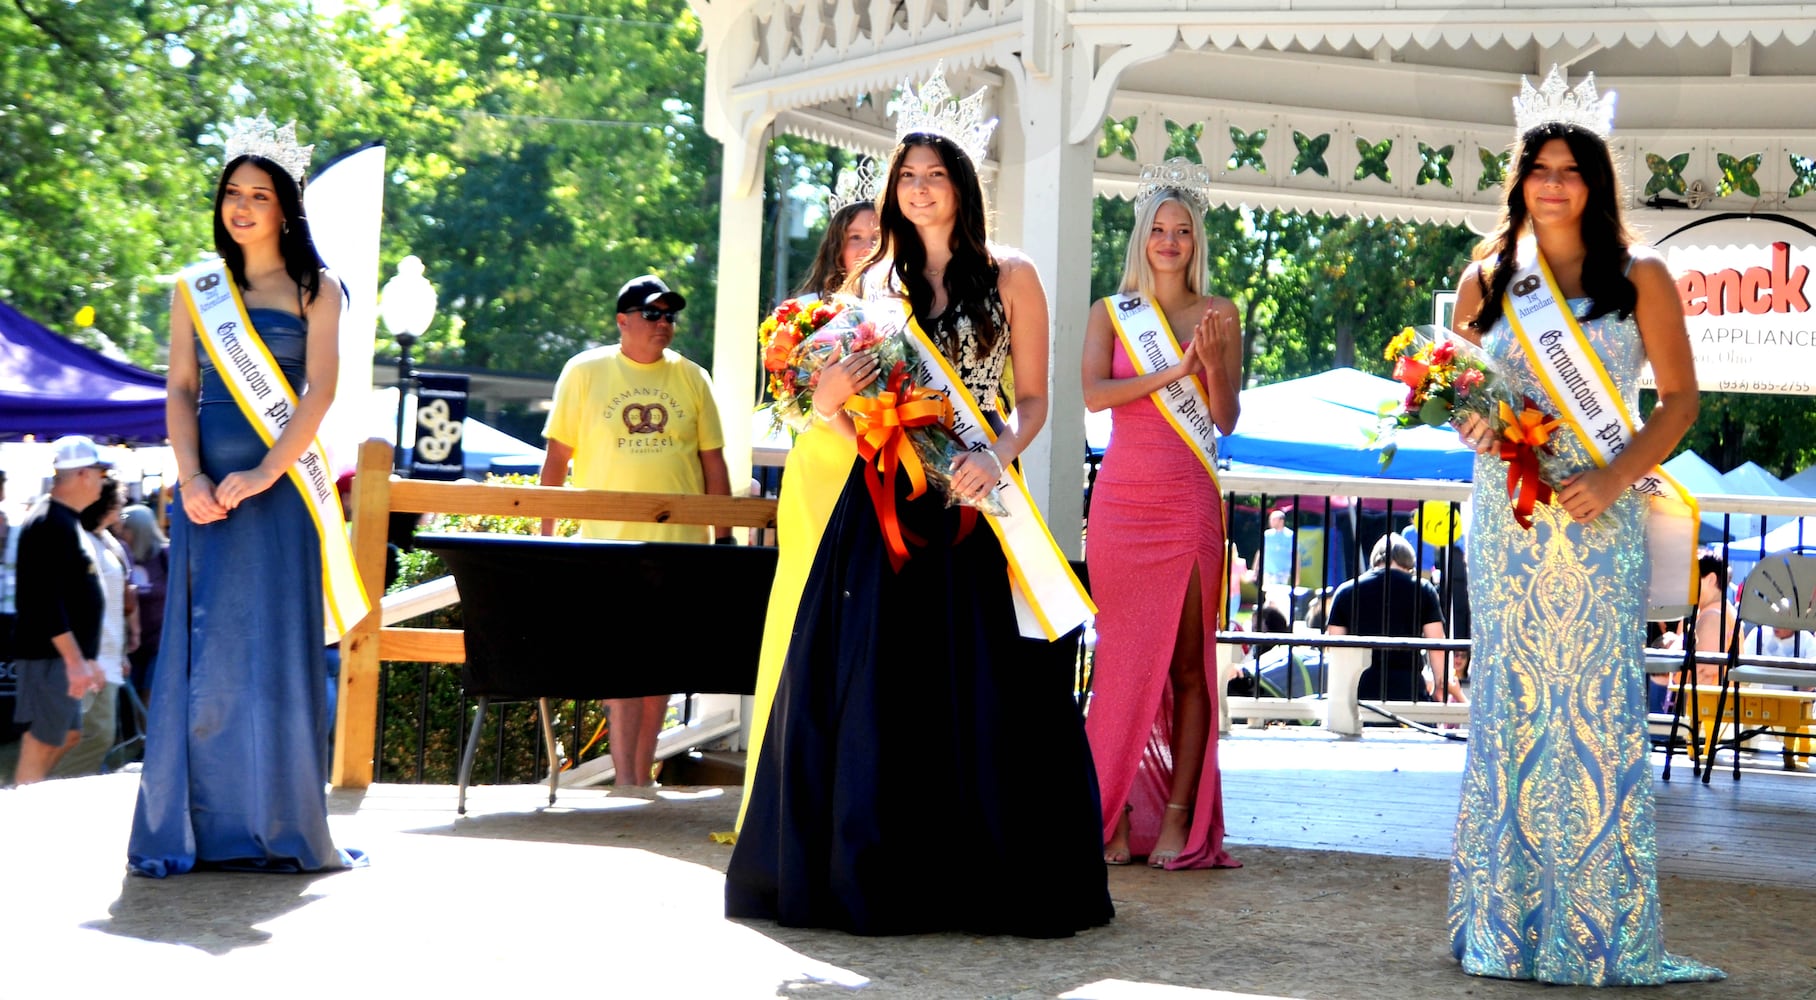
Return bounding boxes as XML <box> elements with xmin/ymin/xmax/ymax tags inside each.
<box><xmin>1118</xmin><ymin>191</ymin><xmax>1208</xmax><ymax>299</ymax></box>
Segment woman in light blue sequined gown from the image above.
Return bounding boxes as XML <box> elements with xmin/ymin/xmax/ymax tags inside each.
<box><xmin>1443</xmin><ymin>99</ymin><xmax>1721</xmax><ymax>982</ymax></box>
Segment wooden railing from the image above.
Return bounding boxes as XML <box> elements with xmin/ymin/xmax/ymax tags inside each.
<box><xmin>331</xmin><ymin>438</ymin><xmax>778</xmax><ymax>788</ymax></box>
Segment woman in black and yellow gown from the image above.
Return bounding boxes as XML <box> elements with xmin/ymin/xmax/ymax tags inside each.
<box><xmin>737</xmin><ymin>195</ymin><xmax>880</xmax><ymax>832</ymax></box>
<box><xmin>726</xmin><ymin>77</ymin><xmax>1112</xmax><ymax>937</ymax></box>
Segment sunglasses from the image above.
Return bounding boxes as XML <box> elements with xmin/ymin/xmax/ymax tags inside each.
<box><xmin>637</xmin><ymin>307</ymin><xmax>680</xmax><ymax>323</ymax></box>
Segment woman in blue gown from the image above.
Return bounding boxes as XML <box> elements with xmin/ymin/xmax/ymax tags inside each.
<box><xmin>128</xmin><ymin>124</ymin><xmax>358</xmax><ymax>876</ymax></box>
<box><xmin>726</xmin><ymin>112</ymin><xmax>1112</xmax><ymax>937</ymax></box>
<box><xmin>1444</xmin><ymin>74</ymin><xmax>1720</xmax><ymax>984</ymax></box>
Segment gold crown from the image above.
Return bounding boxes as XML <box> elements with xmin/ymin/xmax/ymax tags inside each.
<box><xmin>1512</xmin><ymin>66</ymin><xmax>1616</xmax><ymax>139</ymax></box>
<box><xmin>887</xmin><ymin>62</ymin><xmax>997</xmax><ymax>166</ymax></box>
<box><xmin>1135</xmin><ymin>157</ymin><xmax>1214</xmax><ymax>215</ymax></box>
<box><xmin>222</xmin><ymin>113</ymin><xmax>315</xmax><ymax>184</ymax></box>
<box><xmin>829</xmin><ymin>159</ymin><xmax>882</xmax><ymax>213</ymax></box>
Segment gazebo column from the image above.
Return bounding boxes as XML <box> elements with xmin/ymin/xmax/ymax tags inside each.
<box><xmin>996</xmin><ymin>44</ymin><xmax>1095</xmax><ymax>559</ymax></box>
<box><xmin>709</xmin><ymin>157</ymin><xmax>765</xmax><ymax>501</ymax></box>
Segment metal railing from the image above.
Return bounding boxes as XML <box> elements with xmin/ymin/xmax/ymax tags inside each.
<box><xmin>366</xmin><ymin>454</ymin><xmax>1816</xmax><ymax>783</ymax></box>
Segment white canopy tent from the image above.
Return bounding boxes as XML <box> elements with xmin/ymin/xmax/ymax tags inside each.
<box><xmin>687</xmin><ymin>0</ymin><xmax>1816</xmax><ymax>555</ymax></box>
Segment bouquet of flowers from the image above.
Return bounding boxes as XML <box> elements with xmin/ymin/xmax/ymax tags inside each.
<box><xmin>759</xmin><ymin>296</ymin><xmax>852</xmax><ymax>432</ymax></box>
<box><xmin>1375</xmin><ymin>324</ymin><xmax>1564</xmax><ymax>529</ymax></box>
<box><xmin>758</xmin><ymin>296</ymin><xmax>1009</xmax><ymax>531</ymax></box>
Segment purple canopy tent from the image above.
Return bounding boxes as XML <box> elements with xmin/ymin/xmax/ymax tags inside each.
<box><xmin>0</xmin><ymin>299</ymin><xmax>166</xmax><ymax>442</ymax></box>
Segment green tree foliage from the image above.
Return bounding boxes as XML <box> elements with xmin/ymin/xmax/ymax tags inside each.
<box><xmin>333</xmin><ymin>0</ymin><xmax>720</xmax><ymax>375</ymax></box>
<box><xmin>0</xmin><ymin>1</ymin><xmax>354</xmax><ymax>364</ymax></box>
<box><xmin>1677</xmin><ymin>392</ymin><xmax>1816</xmax><ymax>477</ymax></box>
<box><xmin>2</xmin><ymin>0</ymin><xmax>718</xmax><ymax>384</ymax></box>
<box><xmin>1086</xmin><ymin>200</ymin><xmax>1476</xmax><ymax>387</ymax></box>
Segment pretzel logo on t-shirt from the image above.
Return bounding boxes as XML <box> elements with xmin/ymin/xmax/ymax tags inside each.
<box><xmin>622</xmin><ymin>402</ymin><xmax>668</xmax><ymax>435</ymax></box>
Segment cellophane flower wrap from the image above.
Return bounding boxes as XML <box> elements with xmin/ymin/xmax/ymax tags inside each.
<box><xmin>761</xmin><ymin>295</ymin><xmax>1009</xmax><ymax>527</ymax></box>
<box><xmin>1376</xmin><ymin>324</ymin><xmax>1566</xmax><ymax>530</ymax></box>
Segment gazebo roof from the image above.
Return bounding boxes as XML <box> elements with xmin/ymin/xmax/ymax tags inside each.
<box><xmin>693</xmin><ymin>0</ymin><xmax>1816</xmax><ymax>228</ymax></box>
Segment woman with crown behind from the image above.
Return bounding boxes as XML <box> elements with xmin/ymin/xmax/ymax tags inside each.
<box><xmin>1444</xmin><ymin>69</ymin><xmax>1719</xmax><ymax>983</ymax></box>
<box><xmin>735</xmin><ymin>169</ymin><xmax>880</xmax><ymax>835</ymax></box>
<box><xmin>726</xmin><ymin>67</ymin><xmax>1113</xmax><ymax>937</ymax></box>
<box><xmin>129</xmin><ymin>117</ymin><xmax>365</xmax><ymax>876</ymax></box>
<box><xmin>1081</xmin><ymin>160</ymin><xmax>1243</xmax><ymax>872</ymax></box>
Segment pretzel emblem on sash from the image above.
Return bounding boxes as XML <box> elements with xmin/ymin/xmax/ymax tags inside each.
<box><xmin>622</xmin><ymin>402</ymin><xmax>668</xmax><ymax>435</ymax></box>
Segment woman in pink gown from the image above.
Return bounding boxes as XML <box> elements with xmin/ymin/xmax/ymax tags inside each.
<box><xmin>1082</xmin><ymin>172</ymin><xmax>1243</xmax><ymax>870</ymax></box>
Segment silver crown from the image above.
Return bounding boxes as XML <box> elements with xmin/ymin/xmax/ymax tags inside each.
<box><xmin>829</xmin><ymin>159</ymin><xmax>882</xmax><ymax>213</ymax></box>
<box><xmin>1134</xmin><ymin>157</ymin><xmax>1214</xmax><ymax>215</ymax></box>
<box><xmin>1512</xmin><ymin>65</ymin><xmax>1616</xmax><ymax>139</ymax></box>
<box><xmin>222</xmin><ymin>113</ymin><xmax>315</xmax><ymax>184</ymax></box>
<box><xmin>887</xmin><ymin>62</ymin><xmax>997</xmax><ymax>166</ymax></box>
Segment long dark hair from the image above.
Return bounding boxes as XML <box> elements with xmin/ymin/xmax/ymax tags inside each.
<box><xmin>850</xmin><ymin>133</ymin><xmax>1002</xmax><ymax>356</ymax></box>
<box><xmin>80</xmin><ymin>477</ymin><xmax>122</xmax><ymax>533</ymax></box>
<box><xmin>1469</xmin><ymin>124</ymin><xmax>1638</xmax><ymax>333</ymax></box>
<box><xmin>211</xmin><ymin>155</ymin><xmax>329</xmax><ymax>306</ymax></box>
<box><xmin>796</xmin><ymin>202</ymin><xmax>876</xmax><ymax>300</ymax></box>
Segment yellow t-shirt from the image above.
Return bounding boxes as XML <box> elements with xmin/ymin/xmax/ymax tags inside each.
<box><xmin>542</xmin><ymin>345</ymin><xmax>725</xmax><ymax>542</ymax></box>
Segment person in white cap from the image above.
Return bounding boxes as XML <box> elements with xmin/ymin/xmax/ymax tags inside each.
<box><xmin>9</xmin><ymin>435</ymin><xmax>109</xmax><ymax>784</ymax></box>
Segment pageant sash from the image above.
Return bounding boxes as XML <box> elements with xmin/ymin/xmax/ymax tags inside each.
<box><xmin>1104</xmin><ymin>293</ymin><xmax>1222</xmax><ymax>490</ymax></box>
<box><xmin>1502</xmin><ymin>241</ymin><xmax>1700</xmax><ymax>619</ymax></box>
<box><xmin>178</xmin><ymin>261</ymin><xmax>372</xmax><ymax>643</ymax></box>
<box><xmin>893</xmin><ymin>301</ymin><xmax>1096</xmax><ymax>641</ymax></box>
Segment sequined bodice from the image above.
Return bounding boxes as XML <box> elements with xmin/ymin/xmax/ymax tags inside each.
<box><xmin>922</xmin><ymin>287</ymin><xmax>1010</xmax><ymax>413</ymax></box>
<box><xmin>1482</xmin><ymin>299</ymin><xmax>1644</xmax><ymax>479</ymax></box>
<box><xmin>862</xmin><ymin>263</ymin><xmax>1011</xmax><ymax>412</ymax></box>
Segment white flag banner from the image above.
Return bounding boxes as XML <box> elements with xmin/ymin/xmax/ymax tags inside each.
<box><xmin>303</xmin><ymin>142</ymin><xmax>388</xmax><ymax>475</ymax></box>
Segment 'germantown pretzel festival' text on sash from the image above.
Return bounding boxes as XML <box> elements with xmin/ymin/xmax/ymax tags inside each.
<box><xmin>895</xmin><ymin>300</ymin><xmax>1096</xmax><ymax>642</ymax></box>
<box><xmin>1503</xmin><ymin>240</ymin><xmax>1700</xmax><ymax>618</ymax></box>
<box><xmin>179</xmin><ymin>260</ymin><xmax>371</xmax><ymax>642</ymax></box>
<box><xmin>1104</xmin><ymin>292</ymin><xmax>1222</xmax><ymax>492</ymax></box>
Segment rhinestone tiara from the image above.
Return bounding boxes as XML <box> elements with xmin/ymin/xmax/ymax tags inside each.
<box><xmin>829</xmin><ymin>159</ymin><xmax>882</xmax><ymax>214</ymax></box>
<box><xmin>1134</xmin><ymin>157</ymin><xmax>1214</xmax><ymax>215</ymax></box>
<box><xmin>222</xmin><ymin>113</ymin><xmax>315</xmax><ymax>184</ymax></box>
<box><xmin>1512</xmin><ymin>65</ymin><xmax>1616</xmax><ymax>139</ymax></box>
<box><xmin>887</xmin><ymin>62</ymin><xmax>997</xmax><ymax>166</ymax></box>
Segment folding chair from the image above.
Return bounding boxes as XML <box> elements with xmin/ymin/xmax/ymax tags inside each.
<box><xmin>1704</xmin><ymin>552</ymin><xmax>1816</xmax><ymax>782</ymax></box>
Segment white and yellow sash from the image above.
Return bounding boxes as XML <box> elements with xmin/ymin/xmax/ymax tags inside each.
<box><xmin>896</xmin><ymin>302</ymin><xmax>1096</xmax><ymax>641</ymax></box>
<box><xmin>1502</xmin><ymin>241</ymin><xmax>1700</xmax><ymax>619</ymax></box>
<box><xmin>178</xmin><ymin>261</ymin><xmax>372</xmax><ymax>643</ymax></box>
<box><xmin>1104</xmin><ymin>293</ymin><xmax>1222</xmax><ymax>490</ymax></box>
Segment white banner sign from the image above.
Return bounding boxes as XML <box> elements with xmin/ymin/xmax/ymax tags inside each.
<box><xmin>1645</xmin><ymin>214</ymin><xmax>1816</xmax><ymax>395</ymax></box>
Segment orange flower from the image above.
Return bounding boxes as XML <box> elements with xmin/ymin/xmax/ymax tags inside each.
<box><xmin>763</xmin><ymin>328</ymin><xmax>801</xmax><ymax>371</ymax></box>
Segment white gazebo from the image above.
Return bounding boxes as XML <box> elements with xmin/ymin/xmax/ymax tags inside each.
<box><xmin>689</xmin><ymin>0</ymin><xmax>1816</xmax><ymax>553</ymax></box>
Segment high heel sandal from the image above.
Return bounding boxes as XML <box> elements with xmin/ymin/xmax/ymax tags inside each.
<box><xmin>1148</xmin><ymin>802</ymin><xmax>1190</xmax><ymax>869</ymax></box>
<box><xmin>1103</xmin><ymin>803</ymin><xmax>1134</xmax><ymax>866</ymax></box>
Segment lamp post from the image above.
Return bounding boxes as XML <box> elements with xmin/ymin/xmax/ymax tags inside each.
<box><xmin>379</xmin><ymin>256</ymin><xmax>438</xmax><ymax>473</ymax></box>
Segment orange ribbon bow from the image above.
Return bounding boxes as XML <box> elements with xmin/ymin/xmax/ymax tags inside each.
<box><xmin>1496</xmin><ymin>397</ymin><xmax>1563</xmax><ymax>530</ymax></box>
<box><xmin>845</xmin><ymin>363</ymin><xmax>955</xmax><ymax>570</ymax></box>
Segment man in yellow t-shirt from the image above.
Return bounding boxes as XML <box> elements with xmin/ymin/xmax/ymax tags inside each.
<box><xmin>539</xmin><ymin>273</ymin><xmax>731</xmax><ymax>790</ymax></box>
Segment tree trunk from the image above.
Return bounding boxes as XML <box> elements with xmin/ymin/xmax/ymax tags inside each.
<box><xmin>1333</xmin><ymin>318</ymin><xmax>1355</xmax><ymax>369</ymax></box>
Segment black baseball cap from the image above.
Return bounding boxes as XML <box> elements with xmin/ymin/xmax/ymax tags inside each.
<box><xmin>616</xmin><ymin>274</ymin><xmax>686</xmax><ymax>314</ymax></box>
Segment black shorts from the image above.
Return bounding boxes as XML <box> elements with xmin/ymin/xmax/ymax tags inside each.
<box><xmin>12</xmin><ymin>658</ymin><xmax>82</xmax><ymax>746</ymax></box>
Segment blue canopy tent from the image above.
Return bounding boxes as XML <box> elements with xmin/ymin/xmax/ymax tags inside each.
<box><xmin>1218</xmin><ymin>367</ymin><xmax>1474</xmax><ymax>480</ymax></box>
<box><xmin>0</xmin><ymin>299</ymin><xmax>166</xmax><ymax>442</ymax></box>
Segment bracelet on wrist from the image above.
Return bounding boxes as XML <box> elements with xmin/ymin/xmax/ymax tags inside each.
<box><xmin>811</xmin><ymin>404</ymin><xmax>838</xmax><ymax>423</ymax></box>
<box><xmin>180</xmin><ymin>471</ymin><xmax>208</xmax><ymax>488</ymax></box>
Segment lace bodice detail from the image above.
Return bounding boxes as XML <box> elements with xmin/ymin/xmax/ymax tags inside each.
<box><xmin>922</xmin><ymin>288</ymin><xmax>1010</xmax><ymax>412</ymax></box>
<box><xmin>861</xmin><ymin>263</ymin><xmax>1011</xmax><ymax>412</ymax></box>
